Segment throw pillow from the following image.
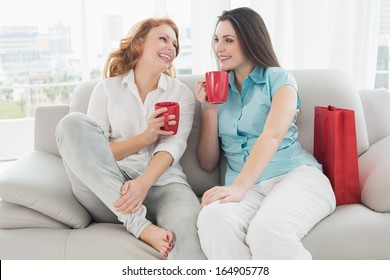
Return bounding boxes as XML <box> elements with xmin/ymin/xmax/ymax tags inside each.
<box><xmin>0</xmin><ymin>200</ymin><xmax>69</xmax><ymax>229</ymax></box>
<box><xmin>0</xmin><ymin>151</ymin><xmax>91</xmax><ymax>228</ymax></box>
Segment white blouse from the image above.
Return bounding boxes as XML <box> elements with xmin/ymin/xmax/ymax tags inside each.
<box><xmin>87</xmin><ymin>70</ymin><xmax>194</xmax><ymax>186</ymax></box>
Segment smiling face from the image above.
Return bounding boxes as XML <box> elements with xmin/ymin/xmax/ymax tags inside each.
<box><xmin>138</xmin><ymin>24</ymin><xmax>178</xmax><ymax>74</ymax></box>
<box><xmin>213</xmin><ymin>20</ymin><xmax>253</xmax><ymax>73</ymax></box>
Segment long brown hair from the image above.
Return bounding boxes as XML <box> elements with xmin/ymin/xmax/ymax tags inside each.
<box><xmin>103</xmin><ymin>18</ymin><xmax>180</xmax><ymax>79</ymax></box>
<box><xmin>214</xmin><ymin>7</ymin><xmax>280</xmax><ymax>68</ymax></box>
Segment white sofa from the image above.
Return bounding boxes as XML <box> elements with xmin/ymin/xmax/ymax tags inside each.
<box><xmin>1</xmin><ymin>69</ymin><xmax>390</xmax><ymax>260</ymax></box>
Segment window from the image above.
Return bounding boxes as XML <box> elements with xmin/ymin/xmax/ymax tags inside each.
<box><xmin>166</xmin><ymin>0</ymin><xmax>192</xmax><ymax>74</ymax></box>
<box><xmin>0</xmin><ymin>0</ymin><xmax>196</xmax><ymax>161</ymax></box>
<box><xmin>0</xmin><ymin>0</ymin><xmax>81</xmax><ymax>119</ymax></box>
<box><xmin>1</xmin><ymin>0</ymin><xmax>388</xmax><ymax>162</ymax></box>
<box><xmin>0</xmin><ymin>0</ymin><xmax>195</xmax><ymax>122</ymax></box>
<box><xmin>83</xmin><ymin>0</ymin><xmax>157</xmax><ymax>79</ymax></box>
<box><xmin>375</xmin><ymin>0</ymin><xmax>390</xmax><ymax>89</ymax></box>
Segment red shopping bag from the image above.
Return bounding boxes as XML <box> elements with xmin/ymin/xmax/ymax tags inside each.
<box><xmin>313</xmin><ymin>105</ymin><xmax>361</xmax><ymax>206</ymax></box>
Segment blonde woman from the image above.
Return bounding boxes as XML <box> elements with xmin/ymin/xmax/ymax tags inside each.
<box><xmin>56</xmin><ymin>18</ymin><xmax>205</xmax><ymax>259</ymax></box>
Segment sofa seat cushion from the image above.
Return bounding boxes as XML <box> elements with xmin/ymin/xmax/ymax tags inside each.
<box><xmin>64</xmin><ymin>223</ymin><xmax>162</xmax><ymax>259</ymax></box>
<box><xmin>0</xmin><ymin>200</ymin><xmax>69</xmax><ymax>229</ymax></box>
<box><xmin>359</xmin><ymin>136</ymin><xmax>390</xmax><ymax>212</ymax></box>
<box><xmin>0</xmin><ymin>227</ymin><xmax>74</xmax><ymax>259</ymax></box>
<box><xmin>303</xmin><ymin>204</ymin><xmax>390</xmax><ymax>259</ymax></box>
<box><xmin>0</xmin><ymin>151</ymin><xmax>91</xmax><ymax>228</ymax></box>
<box><xmin>0</xmin><ymin>223</ymin><xmax>162</xmax><ymax>260</ymax></box>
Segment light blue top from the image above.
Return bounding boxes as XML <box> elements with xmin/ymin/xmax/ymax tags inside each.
<box><xmin>218</xmin><ymin>67</ymin><xmax>321</xmax><ymax>185</ymax></box>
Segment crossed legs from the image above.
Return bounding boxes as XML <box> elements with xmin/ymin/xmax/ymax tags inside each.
<box><xmin>56</xmin><ymin>113</ymin><xmax>174</xmax><ymax>256</ymax></box>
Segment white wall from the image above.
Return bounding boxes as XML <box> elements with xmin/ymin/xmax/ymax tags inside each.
<box><xmin>190</xmin><ymin>0</ymin><xmax>230</xmax><ymax>74</ymax></box>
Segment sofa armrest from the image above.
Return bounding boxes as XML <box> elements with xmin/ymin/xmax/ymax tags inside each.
<box><xmin>358</xmin><ymin>135</ymin><xmax>390</xmax><ymax>212</ymax></box>
<box><xmin>359</xmin><ymin>89</ymin><xmax>390</xmax><ymax>146</ymax></box>
<box><xmin>34</xmin><ymin>105</ymin><xmax>69</xmax><ymax>157</ymax></box>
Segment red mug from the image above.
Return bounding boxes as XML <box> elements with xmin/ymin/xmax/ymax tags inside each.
<box><xmin>205</xmin><ymin>71</ymin><xmax>229</xmax><ymax>104</ymax></box>
<box><xmin>154</xmin><ymin>102</ymin><xmax>180</xmax><ymax>135</ymax></box>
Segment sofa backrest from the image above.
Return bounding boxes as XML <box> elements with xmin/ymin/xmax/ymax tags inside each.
<box><xmin>69</xmin><ymin>79</ymin><xmax>100</xmax><ymax>114</ymax></box>
<box><xmin>174</xmin><ymin>75</ymin><xmax>221</xmax><ymax>196</ymax></box>
<box><xmin>68</xmin><ymin>69</ymin><xmax>370</xmax><ymax>196</ymax></box>
<box><xmin>359</xmin><ymin>88</ymin><xmax>390</xmax><ymax>146</ymax></box>
<box><xmin>289</xmin><ymin>69</ymin><xmax>369</xmax><ymax>156</ymax></box>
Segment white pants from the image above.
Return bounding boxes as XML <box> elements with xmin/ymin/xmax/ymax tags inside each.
<box><xmin>197</xmin><ymin>165</ymin><xmax>336</xmax><ymax>260</ymax></box>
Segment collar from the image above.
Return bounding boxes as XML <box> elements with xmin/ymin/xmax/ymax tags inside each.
<box><xmin>228</xmin><ymin>67</ymin><xmax>267</xmax><ymax>91</ymax></box>
<box><xmin>121</xmin><ymin>69</ymin><xmax>168</xmax><ymax>93</ymax></box>
<box><xmin>248</xmin><ymin>67</ymin><xmax>266</xmax><ymax>84</ymax></box>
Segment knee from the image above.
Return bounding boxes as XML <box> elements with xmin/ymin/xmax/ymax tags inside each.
<box><xmin>56</xmin><ymin>112</ymin><xmax>86</xmax><ymax>138</ymax></box>
<box><xmin>247</xmin><ymin>221</ymin><xmax>274</xmax><ymax>246</ymax></box>
<box><xmin>154</xmin><ymin>185</ymin><xmax>200</xmax><ymax>233</ymax></box>
<box><xmin>197</xmin><ymin>202</ymin><xmax>234</xmax><ymax>235</ymax></box>
<box><xmin>246</xmin><ymin>221</ymin><xmax>311</xmax><ymax>259</ymax></box>
<box><xmin>246</xmin><ymin>218</ymin><xmax>298</xmax><ymax>250</ymax></box>
<box><xmin>56</xmin><ymin>112</ymin><xmax>96</xmax><ymax>145</ymax></box>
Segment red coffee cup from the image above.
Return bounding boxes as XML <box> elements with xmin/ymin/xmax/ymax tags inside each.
<box><xmin>154</xmin><ymin>102</ymin><xmax>180</xmax><ymax>135</ymax></box>
<box><xmin>205</xmin><ymin>71</ymin><xmax>229</xmax><ymax>104</ymax></box>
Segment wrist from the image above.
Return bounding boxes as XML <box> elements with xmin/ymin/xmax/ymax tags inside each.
<box><xmin>139</xmin><ymin>131</ymin><xmax>152</xmax><ymax>146</ymax></box>
<box><xmin>200</xmin><ymin>103</ymin><xmax>218</xmax><ymax>113</ymax></box>
<box><xmin>135</xmin><ymin>175</ymin><xmax>153</xmax><ymax>190</ymax></box>
<box><xmin>231</xmin><ymin>180</ymin><xmax>251</xmax><ymax>193</ymax></box>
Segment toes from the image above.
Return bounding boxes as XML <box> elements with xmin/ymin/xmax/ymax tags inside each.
<box><xmin>164</xmin><ymin>230</ymin><xmax>174</xmax><ymax>243</ymax></box>
<box><xmin>162</xmin><ymin>230</ymin><xmax>174</xmax><ymax>257</ymax></box>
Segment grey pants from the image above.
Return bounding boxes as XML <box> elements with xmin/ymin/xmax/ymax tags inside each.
<box><xmin>55</xmin><ymin>112</ymin><xmax>205</xmax><ymax>260</ymax></box>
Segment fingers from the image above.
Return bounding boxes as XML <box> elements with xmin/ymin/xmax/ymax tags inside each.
<box><xmin>145</xmin><ymin>112</ymin><xmax>176</xmax><ymax>140</ymax></box>
<box><xmin>159</xmin><ymin>130</ymin><xmax>175</xmax><ymax>137</ymax></box>
<box><xmin>155</xmin><ymin>115</ymin><xmax>176</xmax><ymax>136</ymax></box>
<box><xmin>132</xmin><ymin>202</ymin><xmax>142</xmax><ymax>213</ymax></box>
<box><xmin>114</xmin><ymin>182</ymin><xmax>143</xmax><ymax>214</ymax></box>
<box><xmin>120</xmin><ymin>181</ymin><xmax>129</xmax><ymax>195</ymax></box>
<box><xmin>153</xmin><ymin>113</ymin><xmax>176</xmax><ymax>126</ymax></box>
<box><xmin>161</xmin><ymin>115</ymin><xmax>177</xmax><ymax>126</ymax></box>
<box><xmin>152</xmin><ymin>107</ymin><xmax>168</xmax><ymax>118</ymax></box>
<box><xmin>219</xmin><ymin>196</ymin><xmax>235</xmax><ymax>204</ymax></box>
<box><xmin>196</xmin><ymin>81</ymin><xmax>219</xmax><ymax>112</ymax></box>
<box><xmin>195</xmin><ymin>81</ymin><xmax>207</xmax><ymax>103</ymax></box>
<box><xmin>200</xmin><ymin>186</ymin><xmax>227</xmax><ymax>209</ymax></box>
<box><xmin>152</xmin><ymin>109</ymin><xmax>176</xmax><ymax>122</ymax></box>
<box><xmin>114</xmin><ymin>195</ymin><xmax>140</xmax><ymax>214</ymax></box>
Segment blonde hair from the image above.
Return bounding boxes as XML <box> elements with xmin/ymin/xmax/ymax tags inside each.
<box><xmin>103</xmin><ymin>18</ymin><xmax>179</xmax><ymax>79</ymax></box>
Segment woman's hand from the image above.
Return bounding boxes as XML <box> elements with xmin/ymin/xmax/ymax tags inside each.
<box><xmin>114</xmin><ymin>178</ymin><xmax>149</xmax><ymax>214</ymax></box>
<box><xmin>200</xmin><ymin>185</ymin><xmax>247</xmax><ymax>209</ymax></box>
<box><xmin>195</xmin><ymin>81</ymin><xmax>218</xmax><ymax>111</ymax></box>
<box><xmin>142</xmin><ymin>107</ymin><xmax>176</xmax><ymax>145</ymax></box>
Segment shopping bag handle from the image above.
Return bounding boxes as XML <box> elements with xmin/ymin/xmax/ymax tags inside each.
<box><xmin>314</xmin><ymin>113</ymin><xmax>328</xmax><ymax>157</ymax></box>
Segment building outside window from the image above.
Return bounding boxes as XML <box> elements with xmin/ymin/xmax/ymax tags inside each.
<box><xmin>0</xmin><ymin>1</ymin><xmax>81</xmax><ymax>120</ymax></box>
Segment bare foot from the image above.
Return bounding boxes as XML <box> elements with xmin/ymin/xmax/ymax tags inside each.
<box><xmin>140</xmin><ymin>224</ymin><xmax>173</xmax><ymax>257</ymax></box>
